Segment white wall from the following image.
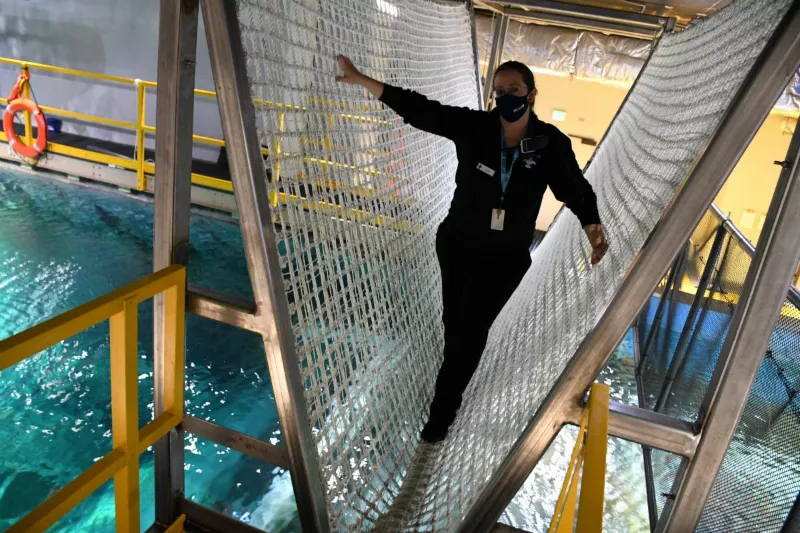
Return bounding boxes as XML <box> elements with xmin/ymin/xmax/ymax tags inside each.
<box><xmin>0</xmin><ymin>0</ymin><xmax>222</xmax><ymax>161</ymax></box>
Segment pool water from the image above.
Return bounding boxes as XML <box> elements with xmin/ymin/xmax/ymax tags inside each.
<box><xmin>7</xmin><ymin>165</ymin><xmax>794</xmax><ymax>533</ymax></box>
<box><xmin>0</xmin><ymin>168</ymin><xmax>299</xmax><ymax>532</ymax></box>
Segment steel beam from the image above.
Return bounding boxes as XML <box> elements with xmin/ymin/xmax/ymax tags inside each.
<box><xmin>482</xmin><ymin>14</ymin><xmax>509</xmax><ymax>109</ymax></box>
<box><xmin>181</xmin><ymin>499</ymin><xmax>265</xmax><ymax>533</ymax></box>
<box><xmin>186</xmin><ymin>285</ymin><xmax>260</xmax><ymax>334</ymax></box>
<box><xmin>564</xmin><ymin>401</ymin><xmax>697</xmax><ymax>458</ymax></box>
<box><xmin>183</xmin><ymin>415</ymin><xmax>290</xmax><ymax>469</ymax></box>
<box><xmin>468</xmin><ymin>0</ymin><xmax>485</xmax><ymax>108</ymax></box>
<box><xmin>661</xmin><ymin>89</ymin><xmax>800</xmax><ymax>533</ymax></box>
<box><xmin>505</xmin><ymin>8</ymin><xmax>658</xmax><ymax>40</ymax></box>
<box><xmin>457</xmin><ymin>2</ymin><xmax>800</xmax><ymax>530</ymax></box>
<box><xmin>498</xmin><ymin>0</ymin><xmax>666</xmax><ymax>29</ymax></box>
<box><xmin>200</xmin><ymin>1</ymin><xmax>329</xmax><ymax>531</ymax></box>
<box><xmin>153</xmin><ymin>0</ymin><xmax>199</xmax><ymax>525</ymax></box>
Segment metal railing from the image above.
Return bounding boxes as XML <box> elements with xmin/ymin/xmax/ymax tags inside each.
<box><xmin>0</xmin><ymin>265</ymin><xmax>187</xmax><ymax>533</ymax></box>
<box><xmin>0</xmin><ymin>56</ymin><xmax>412</xmax><ymax>229</ymax></box>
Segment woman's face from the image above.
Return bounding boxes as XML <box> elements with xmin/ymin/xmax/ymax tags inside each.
<box><xmin>493</xmin><ymin>69</ymin><xmax>537</xmax><ymax>107</ymax></box>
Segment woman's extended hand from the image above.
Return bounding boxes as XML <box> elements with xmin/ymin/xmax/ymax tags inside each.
<box><xmin>335</xmin><ymin>55</ymin><xmax>384</xmax><ymax>98</ymax></box>
<box><xmin>584</xmin><ymin>224</ymin><xmax>609</xmax><ymax>265</ymax></box>
<box><xmin>336</xmin><ymin>55</ymin><xmax>364</xmax><ymax>84</ymax></box>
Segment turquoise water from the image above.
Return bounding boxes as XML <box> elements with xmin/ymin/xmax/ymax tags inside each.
<box><xmin>4</xmin><ymin>165</ymin><xmax>796</xmax><ymax>532</ymax></box>
<box><xmin>0</xmin><ymin>168</ymin><xmax>299</xmax><ymax>532</ymax></box>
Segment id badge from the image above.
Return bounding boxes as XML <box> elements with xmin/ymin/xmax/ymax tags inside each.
<box><xmin>491</xmin><ymin>209</ymin><xmax>505</xmax><ymax>231</ymax></box>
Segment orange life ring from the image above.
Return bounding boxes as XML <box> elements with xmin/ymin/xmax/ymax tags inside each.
<box><xmin>3</xmin><ymin>98</ymin><xmax>48</xmax><ymax>159</ymax></box>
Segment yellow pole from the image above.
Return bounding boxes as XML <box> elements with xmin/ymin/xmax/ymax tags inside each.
<box><xmin>163</xmin><ymin>270</ymin><xmax>186</xmax><ymax>415</ymax></box>
<box><xmin>110</xmin><ymin>298</ymin><xmax>140</xmax><ymax>533</ymax></box>
<box><xmin>136</xmin><ymin>81</ymin><xmax>146</xmax><ymax>191</ymax></box>
<box><xmin>21</xmin><ymin>65</ymin><xmax>33</xmax><ymax>146</ymax></box>
<box><xmin>575</xmin><ymin>383</ymin><xmax>610</xmax><ymax>533</ymax></box>
<box><xmin>549</xmin><ymin>410</ymin><xmax>588</xmax><ymax>533</ymax></box>
<box><xmin>270</xmin><ymin>111</ymin><xmax>285</xmax><ymax>208</ymax></box>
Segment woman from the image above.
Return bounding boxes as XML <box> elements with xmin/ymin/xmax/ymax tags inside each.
<box><xmin>336</xmin><ymin>56</ymin><xmax>608</xmax><ymax>443</ymax></box>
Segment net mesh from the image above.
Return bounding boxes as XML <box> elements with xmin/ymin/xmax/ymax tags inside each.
<box><xmin>639</xmin><ymin>208</ymin><xmax>800</xmax><ymax>531</ymax></box>
<box><xmin>234</xmin><ymin>0</ymin><xmax>793</xmax><ymax>529</ymax></box>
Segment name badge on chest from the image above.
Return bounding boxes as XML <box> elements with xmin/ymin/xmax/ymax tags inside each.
<box><xmin>477</xmin><ymin>162</ymin><xmax>495</xmax><ymax>177</ymax></box>
<box><xmin>491</xmin><ymin>209</ymin><xmax>505</xmax><ymax>231</ymax></box>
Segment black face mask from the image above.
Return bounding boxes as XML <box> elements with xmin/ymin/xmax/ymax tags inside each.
<box><xmin>495</xmin><ymin>92</ymin><xmax>530</xmax><ymax>122</ymax></box>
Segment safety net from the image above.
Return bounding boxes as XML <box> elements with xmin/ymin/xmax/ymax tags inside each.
<box><xmin>234</xmin><ymin>0</ymin><xmax>793</xmax><ymax>529</ymax></box>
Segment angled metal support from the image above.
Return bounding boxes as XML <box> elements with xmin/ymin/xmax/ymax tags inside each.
<box><xmin>660</xmin><ymin>82</ymin><xmax>800</xmax><ymax>533</ymax></box>
<box><xmin>186</xmin><ymin>285</ymin><xmax>261</xmax><ymax>333</ymax></box>
<box><xmin>565</xmin><ymin>400</ymin><xmax>698</xmax><ymax>458</ymax></box>
<box><xmin>482</xmin><ymin>14</ymin><xmax>509</xmax><ymax>109</ymax></box>
<box><xmin>457</xmin><ymin>2</ymin><xmax>800</xmax><ymax>530</ymax></box>
<box><xmin>183</xmin><ymin>415</ymin><xmax>290</xmax><ymax>469</ymax></box>
<box><xmin>153</xmin><ymin>0</ymin><xmax>199</xmax><ymax>525</ymax></box>
<box><xmin>200</xmin><ymin>1</ymin><xmax>329</xmax><ymax>531</ymax></box>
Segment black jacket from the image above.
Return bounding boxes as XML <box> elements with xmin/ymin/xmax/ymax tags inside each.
<box><xmin>380</xmin><ymin>84</ymin><xmax>601</xmax><ymax>251</ymax></box>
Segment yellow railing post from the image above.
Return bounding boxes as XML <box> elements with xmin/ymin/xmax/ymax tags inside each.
<box><xmin>136</xmin><ymin>81</ymin><xmax>147</xmax><ymax>191</ymax></box>
<box><xmin>549</xmin><ymin>411</ymin><xmax>589</xmax><ymax>533</ymax></box>
<box><xmin>163</xmin><ymin>274</ymin><xmax>186</xmax><ymax>415</ymax></box>
<box><xmin>576</xmin><ymin>383</ymin><xmax>610</xmax><ymax>533</ymax></box>
<box><xmin>21</xmin><ymin>64</ymin><xmax>33</xmax><ymax>146</ymax></box>
<box><xmin>270</xmin><ymin>111</ymin><xmax>285</xmax><ymax>208</ymax></box>
<box><xmin>110</xmin><ymin>297</ymin><xmax>141</xmax><ymax>533</ymax></box>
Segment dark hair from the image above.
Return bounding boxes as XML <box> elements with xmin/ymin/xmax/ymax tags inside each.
<box><xmin>494</xmin><ymin>61</ymin><xmax>536</xmax><ymax>91</ymax></box>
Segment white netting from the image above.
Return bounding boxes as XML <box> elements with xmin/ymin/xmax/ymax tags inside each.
<box><xmin>236</xmin><ymin>0</ymin><xmax>792</xmax><ymax>530</ymax></box>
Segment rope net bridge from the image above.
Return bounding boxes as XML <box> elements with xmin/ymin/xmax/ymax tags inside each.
<box><xmin>231</xmin><ymin>0</ymin><xmax>793</xmax><ymax>530</ymax></box>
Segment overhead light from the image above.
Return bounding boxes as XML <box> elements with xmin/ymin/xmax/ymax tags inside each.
<box><xmin>551</xmin><ymin>109</ymin><xmax>567</xmax><ymax>121</ymax></box>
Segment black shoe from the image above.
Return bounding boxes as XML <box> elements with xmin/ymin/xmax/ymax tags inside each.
<box><xmin>420</xmin><ymin>421</ymin><xmax>448</xmax><ymax>443</ymax></box>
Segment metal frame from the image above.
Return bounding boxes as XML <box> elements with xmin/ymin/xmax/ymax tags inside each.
<box><xmin>504</xmin><ymin>8</ymin><xmax>659</xmax><ymax>40</ymax></box>
<box><xmin>659</xmin><ymin>83</ymin><xmax>800</xmax><ymax>533</ymax></box>
<box><xmin>200</xmin><ymin>1</ymin><xmax>329</xmax><ymax>531</ymax></box>
<box><xmin>468</xmin><ymin>0</ymin><xmax>485</xmax><ymax>108</ymax></box>
<box><xmin>153</xmin><ymin>0</ymin><xmax>199</xmax><ymax>526</ymax></box>
<box><xmin>458</xmin><ymin>1</ymin><xmax>800</xmax><ymax>530</ymax></box>
<box><xmin>495</xmin><ymin>0</ymin><xmax>667</xmax><ymax>29</ymax></box>
<box><xmin>481</xmin><ymin>13</ymin><xmax>509</xmax><ymax>109</ymax></box>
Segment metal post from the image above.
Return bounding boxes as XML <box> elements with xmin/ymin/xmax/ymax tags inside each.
<box><xmin>200</xmin><ymin>1</ymin><xmax>329</xmax><ymax>531</ymax></box>
<box><xmin>457</xmin><ymin>2</ymin><xmax>800</xmax><ymax>529</ymax></box>
<box><xmin>638</xmin><ymin>249</ymin><xmax>684</xmax><ymax>374</ymax></box>
<box><xmin>482</xmin><ymin>14</ymin><xmax>508</xmax><ymax>110</ymax></box>
<box><xmin>659</xmin><ymin>96</ymin><xmax>800</xmax><ymax>533</ymax></box>
<box><xmin>467</xmin><ymin>0</ymin><xmax>484</xmax><ymax>108</ymax></box>
<box><xmin>153</xmin><ymin>0</ymin><xmax>199</xmax><ymax>524</ymax></box>
<box><xmin>653</xmin><ymin>224</ymin><xmax>726</xmax><ymax>413</ymax></box>
<box><xmin>633</xmin><ymin>324</ymin><xmax>659</xmax><ymax>531</ymax></box>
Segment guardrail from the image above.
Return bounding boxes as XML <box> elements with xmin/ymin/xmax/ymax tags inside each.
<box><xmin>0</xmin><ymin>57</ymin><xmax>410</xmax><ymax>228</ymax></box>
<box><xmin>0</xmin><ymin>265</ymin><xmax>187</xmax><ymax>533</ymax></box>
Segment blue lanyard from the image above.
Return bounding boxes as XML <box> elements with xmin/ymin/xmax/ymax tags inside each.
<box><xmin>500</xmin><ymin>133</ymin><xmax>519</xmax><ymax>203</ymax></box>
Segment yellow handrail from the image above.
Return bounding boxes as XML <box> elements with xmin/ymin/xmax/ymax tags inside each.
<box><xmin>0</xmin><ymin>265</ymin><xmax>187</xmax><ymax>533</ymax></box>
<box><xmin>0</xmin><ymin>56</ymin><xmax>412</xmax><ymax>230</ymax></box>
<box><xmin>548</xmin><ymin>383</ymin><xmax>610</xmax><ymax>533</ymax></box>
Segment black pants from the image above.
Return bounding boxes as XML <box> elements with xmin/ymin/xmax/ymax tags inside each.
<box><xmin>426</xmin><ymin>231</ymin><xmax>532</xmax><ymax>433</ymax></box>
